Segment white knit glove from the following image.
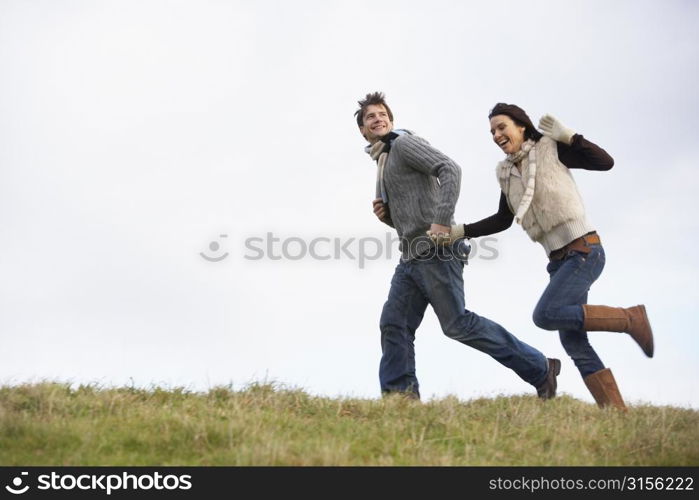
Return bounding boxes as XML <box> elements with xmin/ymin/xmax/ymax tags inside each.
<box><xmin>427</xmin><ymin>224</ymin><xmax>465</xmax><ymax>245</ymax></box>
<box><xmin>538</xmin><ymin>114</ymin><xmax>575</xmax><ymax>145</ymax></box>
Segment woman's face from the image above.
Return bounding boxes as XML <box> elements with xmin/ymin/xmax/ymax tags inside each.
<box><xmin>490</xmin><ymin>114</ymin><xmax>526</xmax><ymax>155</ymax></box>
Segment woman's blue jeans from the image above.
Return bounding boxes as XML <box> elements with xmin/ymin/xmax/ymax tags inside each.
<box><xmin>532</xmin><ymin>244</ymin><xmax>606</xmax><ymax>378</ymax></box>
<box><xmin>379</xmin><ymin>247</ymin><xmax>548</xmax><ymax>397</ymax></box>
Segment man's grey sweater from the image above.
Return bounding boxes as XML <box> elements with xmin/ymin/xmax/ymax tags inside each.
<box><xmin>381</xmin><ymin>134</ymin><xmax>461</xmax><ymax>260</ymax></box>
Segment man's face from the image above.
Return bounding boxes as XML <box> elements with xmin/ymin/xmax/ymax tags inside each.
<box><xmin>360</xmin><ymin>104</ymin><xmax>393</xmax><ymax>143</ymax></box>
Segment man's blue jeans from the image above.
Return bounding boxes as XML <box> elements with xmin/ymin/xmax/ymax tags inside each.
<box><xmin>532</xmin><ymin>244</ymin><xmax>606</xmax><ymax>378</ymax></box>
<box><xmin>379</xmin><ymin>246</ymin><xmax>549</xmax><ymax>397</ymax></box>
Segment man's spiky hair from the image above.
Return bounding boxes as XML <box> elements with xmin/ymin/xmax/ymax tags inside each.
<box><xmin>354</xmin><ymin>91</ymin><xmax>394</xmax><ymax>127</ymax></box>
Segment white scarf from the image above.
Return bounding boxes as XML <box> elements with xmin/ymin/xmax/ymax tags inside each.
<box><xmin>364</xmin><ymin>129</ymin><xmax>413</xmax><ymax>203</ymax></box>
<box><xmin>368</xmin><ymin>140</ymin><xmax>389</xmax><ymax>202</ymax></box>
<box><xmin>502</xmin><ymin>139</ymin><xmax>537</xmax><ymax>224</ymax></box>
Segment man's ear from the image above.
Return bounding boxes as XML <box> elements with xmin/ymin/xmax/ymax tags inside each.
<box><xmin>359</xmin><ymin>125</ymin><xmax>367</xmax><ymax>139</ymax></box>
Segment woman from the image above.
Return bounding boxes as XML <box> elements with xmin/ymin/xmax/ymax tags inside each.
<box><xmin>432</xmin><ymin>103</ymin><xmax>653</xmax><ymax>410</ymax></box>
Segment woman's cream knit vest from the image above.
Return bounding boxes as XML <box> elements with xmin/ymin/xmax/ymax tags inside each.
<box><xmin>496</xmin><ymin>136</ymin><xmax>594</xmax><ymax>255</ymax></box>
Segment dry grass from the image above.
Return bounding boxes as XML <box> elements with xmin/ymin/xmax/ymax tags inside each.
<box><xmin>1</xmin><ymin>382</ymin><xmax>697</xmax><ymax>465</ymax></box>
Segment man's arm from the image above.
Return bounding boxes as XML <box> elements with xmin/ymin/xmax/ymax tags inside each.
<box><xmin>392</xmin><ymin>135</ymin><xmax>461</xmax><ymax>227</ymax></box>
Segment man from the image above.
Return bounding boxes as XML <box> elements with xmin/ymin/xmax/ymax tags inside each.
<box><xmin>355</xmin><ymin>91</ymin><xmax>559</xmax><ymax>400</ymax></box>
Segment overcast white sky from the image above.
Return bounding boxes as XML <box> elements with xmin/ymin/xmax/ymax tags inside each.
<box><xmin>1</xmin><ymin>0</ymin><xmax>698</xmax><ymax>409</ymax></box>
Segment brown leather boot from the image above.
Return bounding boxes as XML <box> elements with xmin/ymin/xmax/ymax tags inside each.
<box><xmin>582</xmin><ymin>304</ymin><xmax>654</xmax><ymax>357</ymax></box>
<box><xmin>583</xmin><ymin>368</ymin><xmax>627</xmax><ymax>411</ymax></box>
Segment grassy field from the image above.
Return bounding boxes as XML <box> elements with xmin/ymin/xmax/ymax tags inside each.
<box><xmin>1</xmin><ymin>382</ymin><xmax>697</xmax><ymax>466</ymax></box>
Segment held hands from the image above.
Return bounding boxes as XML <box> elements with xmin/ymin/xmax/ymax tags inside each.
<box><xmin>538</xmin><ymin>114</ymin><xmax>575</xmax><ymax>145</ymax></box>
<box><xmin>426</xmin><ymin>223</ymin><xmax>465</xmax><ymax>245</ymax></box>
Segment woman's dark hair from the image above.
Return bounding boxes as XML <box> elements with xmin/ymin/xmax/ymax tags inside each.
<box><xmin>488</xmin><ymin>103</ymin><xmax>543</xmax><ymax>142</ymax></box>
<box><xmin>355</xmin><ymin>91</ymin><xmax>394</xmax><ymax>127</ymax></box>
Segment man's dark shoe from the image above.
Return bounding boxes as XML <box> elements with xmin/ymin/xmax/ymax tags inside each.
<box><xmin>536</xmin><ymin>358</ymin><xmax>561</xmax><ymax>400</ymax></box>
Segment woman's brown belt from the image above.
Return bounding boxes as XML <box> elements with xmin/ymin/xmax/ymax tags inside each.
<box><xmin>548</xmin><ymin>232</ymin><xmax>601</xmax><ymax>261</ymax></box>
